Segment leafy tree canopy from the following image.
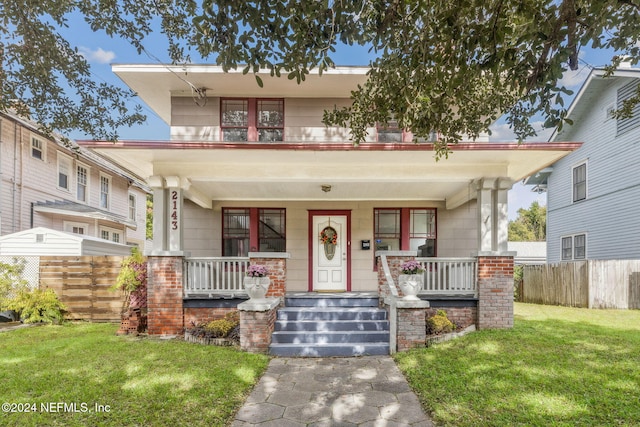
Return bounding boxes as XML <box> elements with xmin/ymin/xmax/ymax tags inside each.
<box><xmin>2</xmin><ymin>0</ymin><xmax>640</xmax><ymax>156</ymax></box>
<box><xmin>508</xmin><ymin>201</ymin><xmax>547</xmax><ymax>241</ymax></box>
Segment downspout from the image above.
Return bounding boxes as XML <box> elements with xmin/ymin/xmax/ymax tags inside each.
<box><xmin>30</xmin><ymin>202</ymin><xmax>34</xmax><ymax>229</ymax></box>
<box><xmin>12</xmin><ymin>121</ymin><xmax>18</xmax><ymax>232</ymax></box>
<box><xmin>18</xmin><ymin>130</ymin><xmax>24</xmax><ymax>230</ymax></box>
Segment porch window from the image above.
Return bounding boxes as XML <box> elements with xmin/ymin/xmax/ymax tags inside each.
<box><xmin>376</xmin><ymin>120</ymin><xmax>404</xmax><ymax>143</ymax></box>
<box><xmin>374</xmin><ymin>208</ymin><xmax>436</xmax><ymax>254</ymax></box>
<box><xmin>572</xmin><ymin>162</ymin><xmax>587</xmax><ymax>202</ymax></box>
<box><xmin>221</xmin><ymin>98</ymin><xmax>284</xmax><ymax>142</ymax></box>
<box><xmin>223</xmin><ymin>208</ymin><xmax>286</xmax><ymax>256</ymax></box>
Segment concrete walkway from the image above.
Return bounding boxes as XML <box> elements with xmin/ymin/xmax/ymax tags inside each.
<box><xmin>231</xmin><ymin>356</ymin><xmax>435</xmax><ymax>426</ymax></box>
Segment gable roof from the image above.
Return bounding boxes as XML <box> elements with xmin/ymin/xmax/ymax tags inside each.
<box><xmin>550</xmin><ymin>67</ymin><xmax>640</xmax><ymax>141</ymax></box>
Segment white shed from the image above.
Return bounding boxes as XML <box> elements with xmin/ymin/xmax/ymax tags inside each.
<box><xmin>0</xmin><ymin>227</ymin><xmax>133</xmax><ymax>256</ymax></box>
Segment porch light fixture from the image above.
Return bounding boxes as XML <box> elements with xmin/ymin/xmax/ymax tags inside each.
<box><xmin>321</xmin><ymin>184</ymin><xmax>332</xmax><ymax>193</ymax></box>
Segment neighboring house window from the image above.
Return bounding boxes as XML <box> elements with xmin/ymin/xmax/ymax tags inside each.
<box><xmin>31</xmin><ymin>137</ymin><xmax>44</xmax><ymax>160</ymax></box>
<box><xmin>222</xmin><ymin>208</ymin><xmax>286</xmax><ymax>256</ymax></box>
<box><xmin>100</xmin><ymin>174</ymin><xmax>111</xmax><ymax>209</ymax></box>
<box><xmin>616</xmin><ymin>80</ymin><xmax>640</xmax><ymax>136</ymax></box>
<box><xmin>128</xmin><ymin>193</ymin><xmax>136</xmax><ymax>221</ymax></box>
<box><xmin>77</xmin><ymin>164</ymin><xmax>89</xmax><ymax>203</ymax></box>
<box><xmin>561</xmin><ymin>234</ymin><xmax>586</xmax><ymax>261</ymax></box>
<box><xmin>572</xmin><ymin>162</ymin><xmax>587</xmax><ymax>202</ymax></box>
<box><xmin>57</xmin><ymin>154</ymin><xmax>71</xmax><ymax>191</ymax></box>
<box><xmin>100</xmin><ymin>227</ymin><xmax>122</xmax><ymax>243</ymax></box>
<box><xmin>377</xmin><ymin>120</ymin><xmax>404</xmax><ymax>143</ymax></box>
<box><xmin>221</xmin><ymin>98</ymin><xmax>284</xmax><ymax>142</ymax></box>
<box><xmin>374</xmin><ymin>208</ymin><xmax>437</xmax><ymax>253</ymax></box>
<box><xmin>64</xmin><ymin>222</ymin><xmax>87</xmax><ymax>235</ymax></box>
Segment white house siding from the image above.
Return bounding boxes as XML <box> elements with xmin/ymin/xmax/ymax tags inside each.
<box><xmin>548</xmin><ymin>77</ymin><xmax>640</xmax><ymax>262</ymax></box>
<box><xmin>0</xmin><ymin>114</ymin><xmax>147</xmax><ymax>247</ymax></box>
<box><xmin>181</xmin><ymin>199</ymin><xmax>478</xmax><ymax>292</ymax></box>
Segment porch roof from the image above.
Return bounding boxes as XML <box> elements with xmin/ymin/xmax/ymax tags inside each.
<box><xmin>79</xmin><ymin>141</ymin><xmax>580</xmax><ymax>208</ymax></box>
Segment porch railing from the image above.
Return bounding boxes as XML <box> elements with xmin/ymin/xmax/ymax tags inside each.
<box><xmin>184</xmin><ymin>257</ymin><xmax>250</xmax><ymax>297</ymax></box>
<box><xmin>416</xmin><ymin>257</ymin><xmax>477</xmax><ymax>296</ymax></box>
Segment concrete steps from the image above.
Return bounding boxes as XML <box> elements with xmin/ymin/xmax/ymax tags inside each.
<box><xmin>269</xmin><ymin>293</ymin><xmax>390</xmax><ymax>357</ymax></box>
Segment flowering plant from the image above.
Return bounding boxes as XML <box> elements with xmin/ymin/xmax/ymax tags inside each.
<box><xmin>246</xmin><ymin>265</ymin><xmax>269</xmax><ymax>277</ymax></box>
<box><xmin>320</xmin><ymin>227</ymin><xmax>338</xmax><ymax>245</ymax></box>
<box><xmin>400</xmin><ymin>260</ymin><xmax>424</xmax><ymax>275</ymax></box>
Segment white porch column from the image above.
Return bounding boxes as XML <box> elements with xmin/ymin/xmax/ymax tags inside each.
<box><xmin>148</xmin><ymin>176</ymin><xmax>167</xmax><ymax>254</ymax></box>
<box><xmin>147</xmin><ymin>175</ymin><xmax>189</xmax><ymax>255</ymax></box>
<box><xmin>476</xmin><ymin>178</ymin><xmax>512</xmax><ymax>253</ymax></box>
<box><xmin>164</xmin><ymin>176</ymin><xmax>184</xmax><ymax>253</ymax></box>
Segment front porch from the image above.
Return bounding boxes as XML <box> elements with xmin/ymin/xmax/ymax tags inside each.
<box><xmin>148</xmin><ymin>251</ymin><xmax>512</xmax><ymax>354</ymax></box>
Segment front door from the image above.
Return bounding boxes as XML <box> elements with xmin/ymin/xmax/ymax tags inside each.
<box><xmin>310</xmin><ymin>212</ymin><xmax>350</xmax><ymax>291</ymax></box>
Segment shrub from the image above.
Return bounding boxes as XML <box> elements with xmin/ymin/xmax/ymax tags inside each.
<box><xmin>113</xmin><ymin>248</ymin><xmax>147</xmax><ymax>312</ymax></box>
<box><xmin>204</xmin><ymin>319</ymin><xmax>236</xmax><ymax>338</ymax></box>
<box><xmin>426</xmin><ymin>309</ymin><xmax>455</xmax><ymax>335</ymax></box>
<box><xmin>7</xmin><ymin>288</ymin><xmax>67</xmax><ymax>324</ymax></box>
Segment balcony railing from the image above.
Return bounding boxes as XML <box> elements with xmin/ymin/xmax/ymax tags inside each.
<box><xmin>184</xmin><ymin>257</ymin><xmax>249</xmax><ymax>298</ymax></box>
<box><xmin>416</xmin><ymin>257</ymin><xmax>477</xmax><ymax>296</ymax></box>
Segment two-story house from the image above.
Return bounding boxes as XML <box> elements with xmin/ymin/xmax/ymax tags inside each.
<box><xmin>0</xmin><ymin>111</ymin><xmax>149</xmax><ymax>248</ymax></box>
<box><xmin>80</xmin><ymin>64</ymin><xmax>579</xmax><ymax>347</ymax></box>
<box><xmin>528</xmin><ymin>66</ymin><xmax>640</xmax><ymax>263</ymax></box>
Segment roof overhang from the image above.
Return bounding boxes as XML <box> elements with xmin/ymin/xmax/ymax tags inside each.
<box><xmin>112</xmin><ymin>64</ymin><xmax>369</xmax><ymax>124</ymax></box>
<box><xmin>77</xmin><ymin>141</ymin><xmax>581</xmax><ymax>208</ymax></box>
<box><xmin>33</xmin><ymin>202</ymin><xmax>137</xmax><ymax>229</ymax></box>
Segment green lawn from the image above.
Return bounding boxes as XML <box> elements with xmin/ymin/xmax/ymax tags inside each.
<box><xmin>0</xmin><ymin>323</ymin><xmax>269</xmax><ymax>427</ymax></box>
<box><xmin>395</xmin><ymin>303</ymin><xmax>640</xmax><ymax>427</ymax></box>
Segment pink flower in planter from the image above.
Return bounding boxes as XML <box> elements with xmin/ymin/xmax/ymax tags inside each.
<box><xmin>400</xmin><ymin>260</ymin><xmax>424</xmax><ymax>274</ymax></box>
<box><xmin>246</xmin><ymin>265</ymin><xmax>269</xmax><ymax>277</ymax></box>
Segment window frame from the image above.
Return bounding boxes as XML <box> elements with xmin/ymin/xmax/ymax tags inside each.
<box><xmin>373</xmin><ymin>207</ymin><xmax>437</xmax><ymax>258</ymax></box>
<box><xmin>376</xmin><ymin>120</ymin><xmax>407</xmax><ymax>143</ymax></box>
<box><xmin>128</xmin><ymin>193</ymin><xmax>137</xmax><ymax>221</ymax></box>
<box><xmin>572</xmin><ymin>161</ymin><xmax>587</xmax><ymax>203</ymax></box>
<box><xmin>31</xmin><ymin>136</ymin><xmax>45</xmax><ymax>160</ymax></box>
<box><xmin>99</xmin><ymin>226</ymin><xmax>122</xmax><ymax>243</ymax></box>
<box><xmin>99</xmin><ymin>173</ymin><xmax>111</xmax><ymax>210</ymax></box>
<box><xmin>561</xmin><ymin>233</ymin><xmax>587</xmax><ymax>261</ymax></box>
<box><xmin>222</xmin><ymin>207</ymin><xmax>286</xmax><ymax>256</ymax></box>
<box><xmin>57</xmin><ymin>153</ymin><xmax>72</xmax><ymax>191</ymax></box>
<box><xmin>63</xmin><ymin>221</ymin><xmax>88</xmax><ymax>235</ymax></box>
<box><xmin>220</xmin><ymin>98</ymin><xmax>284</xmax><ymax>142</ymax></box>
<box><xmin>76</xmin><ymin>162</ymin><xmax>90</xmax><ymax>203</ymax></box>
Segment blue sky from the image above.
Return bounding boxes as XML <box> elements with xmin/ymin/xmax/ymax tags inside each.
<box><xmin>59</xmin><ymin>15</ymin><xmax>618</xmax><ymax>219</ymax></box>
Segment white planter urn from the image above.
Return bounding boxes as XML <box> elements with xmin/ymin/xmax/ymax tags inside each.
<box><xmin>398</xmin><ymin>274</ymin><xmax>423</xmax><ymax>300</ymax></box>
<box><xmin>244</xmin><ymin>276</ymin><xmax>271</xmax><ymax>301</ymax></box>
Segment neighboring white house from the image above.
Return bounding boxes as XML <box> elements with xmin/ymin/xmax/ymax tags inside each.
<box><xmin>0</xmin><ymin>111</ymin><xmax>149</xmax><ymax>248</ymax></box>
<box><xmin>527</xmin><ymin>66</ymin><xmax>640</xmax><ymax>263</ymax></box>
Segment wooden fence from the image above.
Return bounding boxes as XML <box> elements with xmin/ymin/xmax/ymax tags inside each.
<box><xmin>39</xmin><ymin>256</ymin><xmax>127</xmax><ymax>322</ymax></box>
<box><xmin>522</xmin><ymin>260</ymin><xmax>640</xmax><ymax>309</ymax></box>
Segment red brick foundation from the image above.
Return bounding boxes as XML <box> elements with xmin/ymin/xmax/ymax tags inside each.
<box><xmin>239</xmin><ymin>302</ymin><xmax>278</xmax><ymax>353</ymax></box>
<box><xmin>147</xmin><ymin>256</ymin><xmax>184</xmax><ymax>335</ymax></box>
<box><xmin>184</xmin><ymin>307</ymin><xmax>237</xmax><ymax>326</ymax></box>
<box><xmin>477</xmin><ymin>255</ymin><xmax>514</xmax><ymax>329</ymax></box>
<box><xmin>397</xmin><ymin>306</ymin><xmax>428</xmax><ymax>351</ymax></box>
<box><xmin>426</xmin><ymin>306</ymin><xmax>477</xmax><ymax>330</ymax></box>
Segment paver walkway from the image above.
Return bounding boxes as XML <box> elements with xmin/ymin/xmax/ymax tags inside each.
<box><xmin>231</xmin><ymin>356</ymin><xmax>435</xmax><ymax>426</ymax></box>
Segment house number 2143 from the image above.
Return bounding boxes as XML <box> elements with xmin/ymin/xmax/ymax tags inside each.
<box><xmin>170</xmin><ymin>191</ymin><xmax>179</xmax><ymax>230</ymax></box>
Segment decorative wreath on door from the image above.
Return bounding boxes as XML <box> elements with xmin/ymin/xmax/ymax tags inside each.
<box><xmin>320</xmin><ymin>226</ymin><xmax>338</xmax><ymax>260</ymax></box>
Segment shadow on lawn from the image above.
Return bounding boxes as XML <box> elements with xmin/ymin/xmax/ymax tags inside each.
<box><xmin>396</xmin><ymin>318</ymin><xmax>640</xmax><ymax>427</ymax></box>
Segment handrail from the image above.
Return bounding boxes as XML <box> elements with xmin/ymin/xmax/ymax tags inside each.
<box><xmin>379</xmin><ymin>254</ymin><xmax>400</xmax><ymax>298</ymax></box>
<box><xmin>184</xmin><ymin>257</ymin><xmax>250</xmax><ymax>297</ymax></box>
<box><xmin>416</xmin><ymin>257</ymin><xmax>477</xmax><ymax>296</ymax></box>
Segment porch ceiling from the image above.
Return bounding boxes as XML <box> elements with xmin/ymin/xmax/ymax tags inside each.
<box><xmin>82</xmin><ymin>141</ymin><xmax>581</xmax><ymax>205</ymax></box>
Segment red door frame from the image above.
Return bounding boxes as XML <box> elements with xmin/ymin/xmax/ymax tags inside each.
<box><xmin>308</xmin><ymin>210</ymin><xmax>352</xmax><ymax>292</ymax></box>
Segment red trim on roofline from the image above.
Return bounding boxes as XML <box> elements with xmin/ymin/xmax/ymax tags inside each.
<box><xmin>77</xmin><ymin>140</ymin><xmax>582</xmax><ymax>151</ymax></box>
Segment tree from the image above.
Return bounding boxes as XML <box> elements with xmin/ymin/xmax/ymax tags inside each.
<box><xmin>2</xmin><ymin>1</ymin><xmax>640</xmax><ymax>157</ymax></box>
<box><xmin>508</xmin><ymin>201</ymin><xmax>547</xmax><ymax>241</ymax></box>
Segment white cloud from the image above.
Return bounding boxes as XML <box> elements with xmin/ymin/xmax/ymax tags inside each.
<box><xmin>79</xmin><ymin>47</ymin><xmax>116</xmax><ymax>64</ymax></box>
<box><xmin>557</xmin><ymin>64</ymin><xmax>590</xmax><ymax>89</ymax></box>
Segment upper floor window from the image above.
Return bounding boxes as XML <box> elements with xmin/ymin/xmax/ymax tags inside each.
<box><xmin>221</xmin><ymin>98</ymin><xmax>284</xmax><ymax>142</ymax></box>
<box><xmin>77</xmin><ymin>164</ymin><xmax>89</xmax><ymax>203</ymax></box>
<box><xmin>572</xmin><ymin>162</ymin><xmax>587</xmax><ymax>202</ymax></box>
<box><xmin>100</xmin><ymin>174</ymin><xmax>111</xmax><ymax>210</ymax></box>
<box><xmin>100</xmin><ymin>226</ymin><xmax>122</xmax><ymax>243</ymax></box>
<box><xmin>222</xmin><ymin>208</ymin><xmax>286</xmax><ymax>256</ymax></box>
<box><xmin>562</xmin><ymin>234</ymin><xmax>586</xmax><ymax>261</ymax></box>
<box><xmin>64</xmin><ymin>221</ymin><xmax>87</xmax><ymax>235</ymax></box>
<box><xmin>31</xmin><ymin>137</ymin><xmax>44</xmax><ymax>160</ymax></box>
<box><xmin>128</xmin><ymin>193</ymin><xmax>136</xmax><ymax>221</ymax></box>
<box><xmin>57</xmin><ymin>154</ymin><xmax>71</xmax><ymax>191</ymax></box>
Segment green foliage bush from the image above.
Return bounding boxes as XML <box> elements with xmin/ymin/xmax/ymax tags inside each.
<box><xmin>426</xmin><ymin>309</ymin><xmax>455</xmax><ymax>335</ymax></box>
<box><xmin>0</xmin><ymin>260</ymin><xmax>29</xmax><ymax>310</ymax></box>
<box><xmin>7</xmin><ymin>288</ymin><xmax>67</xmax><ymax>324</ymax></box>
<box><xmin>202</xmin><ymin>311</ymin><xmax>240</xmax><ymax>338</ymax></box>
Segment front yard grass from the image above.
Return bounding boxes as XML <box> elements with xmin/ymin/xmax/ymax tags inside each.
<box><xmin>0</xmin><ymin>323</ymin><xmax>269</xmax><ymax>427</ymax></box>
<box><xmin>395</xmin><ymin>303</ymin><xmax>640</xmax><ymax>427</ymax></box>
